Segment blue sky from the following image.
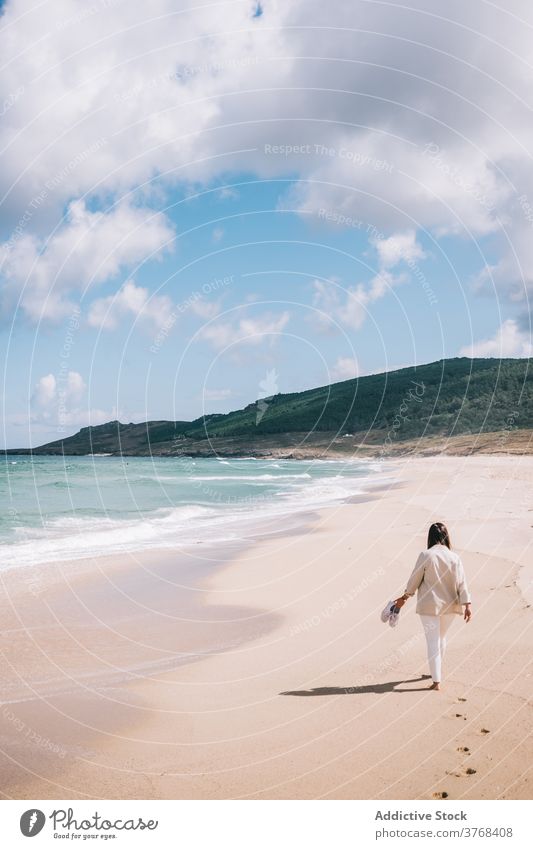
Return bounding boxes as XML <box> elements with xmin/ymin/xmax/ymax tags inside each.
<box><xmin>1</xmin><ymin>1</ymin><xmax>531</xmax><ymax>447</ymax></box>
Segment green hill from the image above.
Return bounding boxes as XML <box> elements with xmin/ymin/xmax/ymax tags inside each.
<box><xmin>5</xmin><ymin>357</ymin><xmax>531</xmax><ymax>456</ymax></box>
<box><xmin>186</xmin><ymin>357</ymin><xmax>530</xmax><ymax>440</ymax></box>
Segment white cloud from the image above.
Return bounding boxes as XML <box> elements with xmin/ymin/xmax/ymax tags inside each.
<box><xmin>64</xmin><ymin>370</ymin><xmax>86</xmax><ymax>402</ymax></box>
<box><xmin>1</xmin><ymin>0</ymin><xmax>533</xmax><ymax>327</ymax></box>
<box><xmin>33</xmin><ymin>370</ymin><xmax>86</xmax><ymax>407</ymax></box>
<box><xmin>374</xmin><ymin>230</ymin><xmax>425</xmax><ymax>269</ymax></box>
<box><xmin>88</xmin><ymin>279</ymin><xmax>173</xmax><ymax>331</ymax></box>
<box><xmin>1</xmin><ymin>201</ymin><xmax>174</xmax><ymax>323</ymax></box>
<box><xmin>30</xmin><ymin>369</ymin><xmax>122</xmax><ymax>433</ymax></box>
<box><xmin>330</xmin><ymin>356</ymin><xmax>359</xmax><ymax>381</ymax></box>
<box><xmin>459</xmin><ymin>320</ymin><xmax>533</xmax><ymax>358</ymax></box>
<box><xmin>200</xmin><ymin>311</ymin><xmax>290</xmax><ymax>350</ymax></box>
<box><xmin>198</xmin><ymin>322</ymin><xmax>234</xmax><ymax>351</ymax></box>
<box><xmin>238</xmin><ymin>312</ymin><xmax>290</xmax><ymax>341</ymax></box>
<box><xmin>311</xmin><ymin>230</ymin><xmax>417</xmax><ymax>331</ymax></box>
<box><xmin>0</xmin><ymin>0</ymin><xmax>284</xmax><ymax>236</ymax></box>
<box><xmin>364</xmin><ymin>270</ymin><xmax>407</xmax><ymax>306</ymax></box>
<box><xmin>32</xmin><ymin>369</ymin><xmax>88</xmax><ymax>427</ymax></box>
<box><xmin>217</xmin><ymin>187</ymin><xmax>240</xmax><ymax>200</ymax></box>
<box><xmin>33</xmin><ymin>374</ymin><xmax>57</xmax><ymax>407</ymax></box>
<box><xmin>311</xmin><ymin>280</ymin><xmax>367</xmax><ymax>331</ymax></box>
<box><xmin>188</xmin><ymin>297</ymin><xmax>223</xmax><ymax>320</ymax></box>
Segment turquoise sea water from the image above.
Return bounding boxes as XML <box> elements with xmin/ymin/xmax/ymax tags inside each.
<box><xmin>0</xmin><ymin>455</ymin><xmax>386</xmax><ymax>569</ymax></box>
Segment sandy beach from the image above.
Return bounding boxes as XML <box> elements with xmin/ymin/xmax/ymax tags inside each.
<box><xmin>1</xmin><ymin>455</ymin><xmax>532</xmax><ymax>800</ymax></box>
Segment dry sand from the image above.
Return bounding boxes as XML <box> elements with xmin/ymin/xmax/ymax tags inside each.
<box><xmin>0</xmin><ymin>455</ymin><xmax>532</xmax><ymax>800</ymax></box>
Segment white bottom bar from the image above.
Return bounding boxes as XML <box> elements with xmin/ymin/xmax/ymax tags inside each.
<box><xmin>1</xmin><ymin>799</ymin><xmax>531</xmax><ymax>848</ymax></box>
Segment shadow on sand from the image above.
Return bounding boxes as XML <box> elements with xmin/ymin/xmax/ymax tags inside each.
<box><xmin>280</xmin><ymin>675</ymin><xmax>432</xmax><ymax>697</ymax></box>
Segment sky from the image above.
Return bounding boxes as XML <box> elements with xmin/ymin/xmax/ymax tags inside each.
<box><xmin>1</xmin><ymin>0</ymin><xmax>532</xmax><ymax>448</ymax></box>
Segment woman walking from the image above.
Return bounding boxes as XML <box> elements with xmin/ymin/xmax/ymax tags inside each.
<box><xmin>394</xmin><ymin>522</ymin><xmax>472</xmax><ymax>690</ymax></box>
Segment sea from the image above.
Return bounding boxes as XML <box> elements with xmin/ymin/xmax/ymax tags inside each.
<box><xmin>0</xmin><ymin>455</ymin><xmax>389</xmax><ymax>570</ymax></box>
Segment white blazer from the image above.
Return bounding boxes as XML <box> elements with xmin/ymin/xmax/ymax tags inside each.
<box><xmin>403</xmin><ymin>544</ymin><xmax>471</xmax><ymax>615</ymax></box>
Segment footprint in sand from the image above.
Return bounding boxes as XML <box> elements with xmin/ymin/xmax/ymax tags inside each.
<box><xmin>457</xmin><ymin>697</ymin><xmax>467</xmax><ymax>702</ymax></box>
<box><xmin>457</xmin><ymin>746</ymin><xmax>470</xmax><ymax>753</ymax></box>
<box><xmin>465</xmin><ymin>767</ymin><xmax>477</xmax><ymax>775</ymax></box>
<box><xmin>432</xmin><ymin>791</ymin><xmax>449</xmax><ymax>799</ymax></box>
<box><xmin>455</xmin><ymin>713</ymin><xmax>467</xmax><ymax>720</ymax></box>
<box><xmin>480</xmin><ymin>728</ymin><xmax>490</xmax><ymax>734</ymax></box>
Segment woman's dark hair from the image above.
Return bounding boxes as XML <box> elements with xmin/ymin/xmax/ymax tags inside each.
<box><xmin>427</xmin><ymin>521</ymin><xmax>451</xmax><ymax>549</ymax></box>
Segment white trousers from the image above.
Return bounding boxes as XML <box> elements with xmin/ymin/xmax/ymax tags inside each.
<box><xmin>419</xmin><ymin>614</ymin><xmax>456</xmax><ymax>682</ymax></box>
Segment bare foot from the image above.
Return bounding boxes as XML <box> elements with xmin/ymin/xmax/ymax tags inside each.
<box><xmin>429</xmin><ymin>682</ymin><xmax>441</xmax><ymax>691</ymax></box>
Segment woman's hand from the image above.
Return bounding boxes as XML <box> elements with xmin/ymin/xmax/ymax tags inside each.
<box><xmin>394</xmin><ymin>595</ymin><xmax>407</xmax><ymax>609</ymax></box>
<box><xmin>464</xmin><ymin>603</ymin><xmax>472</xmax><ymax>622</ymax></box>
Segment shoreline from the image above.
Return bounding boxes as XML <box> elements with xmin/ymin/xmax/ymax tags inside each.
<box><xmin>0</xmin><ymin>455</ymin><xmax>531</xmax><ymax>800</ymax></box>
<box><xmin>4</xmin><ymin>426</ymin><xmax>533</xmax><ymax>460</ymax></box>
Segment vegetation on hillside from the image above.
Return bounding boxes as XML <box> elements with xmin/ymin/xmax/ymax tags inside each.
<box><xmin>5</xmin><ymin>357</ymin><xmax>530</xmax><ymax>456</ymax></box>
<box><xmin>185</xmin><ymin>357</ymin><xmax>531</xmax><ymax>440</ymax></box>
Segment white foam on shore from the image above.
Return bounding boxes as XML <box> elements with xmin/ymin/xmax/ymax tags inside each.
<box><xmin>0</xmin><ymin>459</ymin><xmax>396</xmax><ymax>570</ymax></box>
